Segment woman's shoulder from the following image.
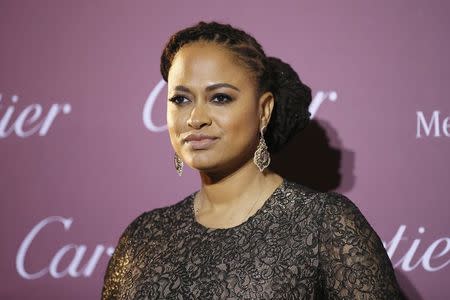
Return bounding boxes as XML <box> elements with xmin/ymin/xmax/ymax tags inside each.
<box><xmin>290</xmin><ymin>185</ymin><xmax>404</xmax><ymax>298</ymax></box>
<box><xmin>144</xmin><ymin>196</ymin><xmax>190</xmax><ymax>218</ymax></box>
<box><xmin>287</xmin><ymin>181</ymin><xmax>382</xmax><ymax>249</ymax></box>
<box><xmin>282</xmin><ymin>179</ymin><xmax>365</xmax><ymax>221</ymax></box>
<box><xmin>117</xmin><ymin>193</ymin><xmax>195</xmax><ymax>239</ymax></box>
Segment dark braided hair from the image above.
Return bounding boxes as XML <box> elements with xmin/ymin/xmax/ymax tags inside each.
<box><xmin>160</xmin><ymin>21</ymin><xmax>312</xmax><ymax>153</ymax></box>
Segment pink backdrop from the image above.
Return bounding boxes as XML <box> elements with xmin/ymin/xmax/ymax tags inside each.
<box><xmin>1</xmin><ymin>1</ymin><xmax>449</xmax><ymax>299</ymax></box>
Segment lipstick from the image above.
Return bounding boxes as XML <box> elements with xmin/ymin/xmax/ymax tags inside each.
<box><xmin>183</xmin><ymin>133</ymin><xmax>218</xmax><ymax>150</ymax></box>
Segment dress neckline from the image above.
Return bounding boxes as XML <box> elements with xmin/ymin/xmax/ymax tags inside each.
<box><xmin>187</xmin><ymin>177</ymin><xmax>287</xmax><ymax>233</ymax></box>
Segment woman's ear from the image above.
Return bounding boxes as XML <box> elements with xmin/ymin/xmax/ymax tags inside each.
<box><xmin>258</xmin><ymin>91</ymin><xmax>275</xmax><ymax>130</ymax></box>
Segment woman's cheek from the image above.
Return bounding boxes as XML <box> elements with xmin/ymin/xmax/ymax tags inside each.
<box><xmin>167</xmin><ymin>117</ymin><xmax>181</xmax><ymax>151</ymax></box>
<box><xmin>167</xmin><ymin>107</ymin><xmax>182</xmax><ymax>130</ymax></box>
<box><xmin>229</xmin><ymin>107</ymin><xmax>258</xmax><ymax>135</ymax></box>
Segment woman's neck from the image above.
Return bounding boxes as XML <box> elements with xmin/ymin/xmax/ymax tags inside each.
<box><xmin>197</xmin><ymin>160</ymin><xmax>283</xmax><ymax>213</ymax></box>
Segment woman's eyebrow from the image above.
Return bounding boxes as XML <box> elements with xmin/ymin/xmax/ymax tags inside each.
<box><xmin>205</xmin><ymin>83</ymin><xmax>240</xmax><ymax>92</ymax></box>
<box><xmin>173</xmin><ymin>85</ymin><xmax>191</xmax><ymax>93</ymax></box>
<box><xmin>173</xmin><ymin>83</ymin><xmax>240</xmax><ymax>93</ymax></box>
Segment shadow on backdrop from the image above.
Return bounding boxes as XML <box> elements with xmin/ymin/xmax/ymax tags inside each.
<box><xmin>270</xmin><ymin>118</ymin><xmax>354</xmax><ymax>193</ymax></box>
<box><xmin>270</xmin><ymin>118</ymin><xmax>422</xmax><ymax>300</ymax></box>
<box><xmin>396</xmin><ymin>270</ymin><xmax>424</xmax><ymax>300</ymax></box>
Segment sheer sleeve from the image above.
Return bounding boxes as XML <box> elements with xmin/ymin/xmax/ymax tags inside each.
<box><xmin>101</xmin><ymin>212</ymin><xmax>147</xmax><ymax>300</ymax></box>
<box><xmin>318</xmin><ymin>192</ymin><xmax>404</xmax><ymax>299</ymax></box>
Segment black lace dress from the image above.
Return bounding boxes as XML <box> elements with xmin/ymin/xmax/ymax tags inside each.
<box><xmin>101</xmin><ymin>178</ymin><xmax>404</xmax><ymax>299</ymax></box>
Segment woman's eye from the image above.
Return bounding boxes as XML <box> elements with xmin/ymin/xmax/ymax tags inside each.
<box><xmin>212</xmin><ymin>93</ymin><xmax>232</xmax><ymax>104</ymax></box>
<box><xmin>168</xmin><ymin>95</ymin><xmax>189</xmax><ymax>105</ymax></box>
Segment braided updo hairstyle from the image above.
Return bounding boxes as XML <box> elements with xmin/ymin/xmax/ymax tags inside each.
<box><xmin>160</xmin><ymin>21</ymin><xmax>312</xmax><ymax>154</ymax></box>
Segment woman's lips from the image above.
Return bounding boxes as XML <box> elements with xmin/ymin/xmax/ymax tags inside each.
<box><xmin>183</xmin><ymin>134</ymin><xmax>218</xmax><ymax>150</ymax></box>
<box><xmin>186</xmin><ymin>138</ymin><xmax>218</xmax><ymax>150</ymax></box>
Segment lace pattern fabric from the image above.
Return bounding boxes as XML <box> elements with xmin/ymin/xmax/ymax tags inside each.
<box><xmin>101</xmin><ymin>179</ymin><xmax>403</xmax><ymax>299</ymax></box>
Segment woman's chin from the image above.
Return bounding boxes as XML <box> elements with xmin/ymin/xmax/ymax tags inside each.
<box><xmin>186</xmin><ymin>155</ymin><xmax>233</xmax><ymax>174</ymax></box>
<box><xmin>188</xmin><ymin>161</ymin><xmax>220</xmax><ymax>172</ymax></box>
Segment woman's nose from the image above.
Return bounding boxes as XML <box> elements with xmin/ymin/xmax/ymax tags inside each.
<box><xmin>187</xmin><ymin>103</ymin><xmax>211</xmax><ymax>129</ymax></box>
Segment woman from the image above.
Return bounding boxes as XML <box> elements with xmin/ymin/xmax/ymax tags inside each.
<box><xmin>102</xmin><ymin>21</ymin><xmax>404</xmax><ymax>299</ymax></box>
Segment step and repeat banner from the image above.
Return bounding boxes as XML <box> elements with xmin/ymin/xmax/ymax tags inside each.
<box><xmin>1</xmin><ymin>1</ymin><xmax>449</xmax><ymax>299</ymax></box>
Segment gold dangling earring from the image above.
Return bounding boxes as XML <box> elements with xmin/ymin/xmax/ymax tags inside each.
<box><xmin>174</xmin><ymin>152</ymin><xmax>183</xmax><ymax>176</ymax></box>
<box><xmin>253</xmin><ymin>126</ymin><xmax>271</xmax><ymax>172</ymax></box>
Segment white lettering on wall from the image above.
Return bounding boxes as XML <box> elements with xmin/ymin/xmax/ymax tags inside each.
<box><xmin>16</xmin><ymin>216</ymin><xmax>113</xmax><ymax>279</ymax></box>
<box><xmin>383</xmin><ymin>225</ymin><xmax>450</xmax><ymax>272</ymax></box>
<box><xmin>308</xmin><ymin>91</ymin><xmax>338</xmax><ymax>118</ymax></box>
<box><xmin>17</xmin><ymin>217</ymin><xmax>449</xmax><ymax>279</ymax></box>
<box><xmin>143</xmin><ymin>79</ymin><xmax>167</xmax><ymax>132</ymax></box>
<box><xmin>416</xmin><ymin>110</ymin><xmax>450</xmax><ymax>138</ymax></box>
<box><xmin>0</xmin><ymin>93</ymin><xmax>71</xmax><ymax>138</ymax></box>
<box><xmin>142</xmin><ymin>80</ymin><xmax>338</xmax><ymax>132</ymax></box>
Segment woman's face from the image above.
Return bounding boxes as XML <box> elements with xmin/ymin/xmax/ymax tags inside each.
<box><xmin>166</xmin><ymin>41</ymin><xmax>272</xmax><ymax>175</ymax></box>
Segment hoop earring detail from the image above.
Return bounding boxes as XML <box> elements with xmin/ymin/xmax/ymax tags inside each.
<box><xmin>174</xmin><ymin>153</ymin><xmax>184</xmax><ymax>176</ymax></box>
<box><xmin>253</xmin><ymin>127</ymin><xmax>271</xmax><ymax>172</ymax></box>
